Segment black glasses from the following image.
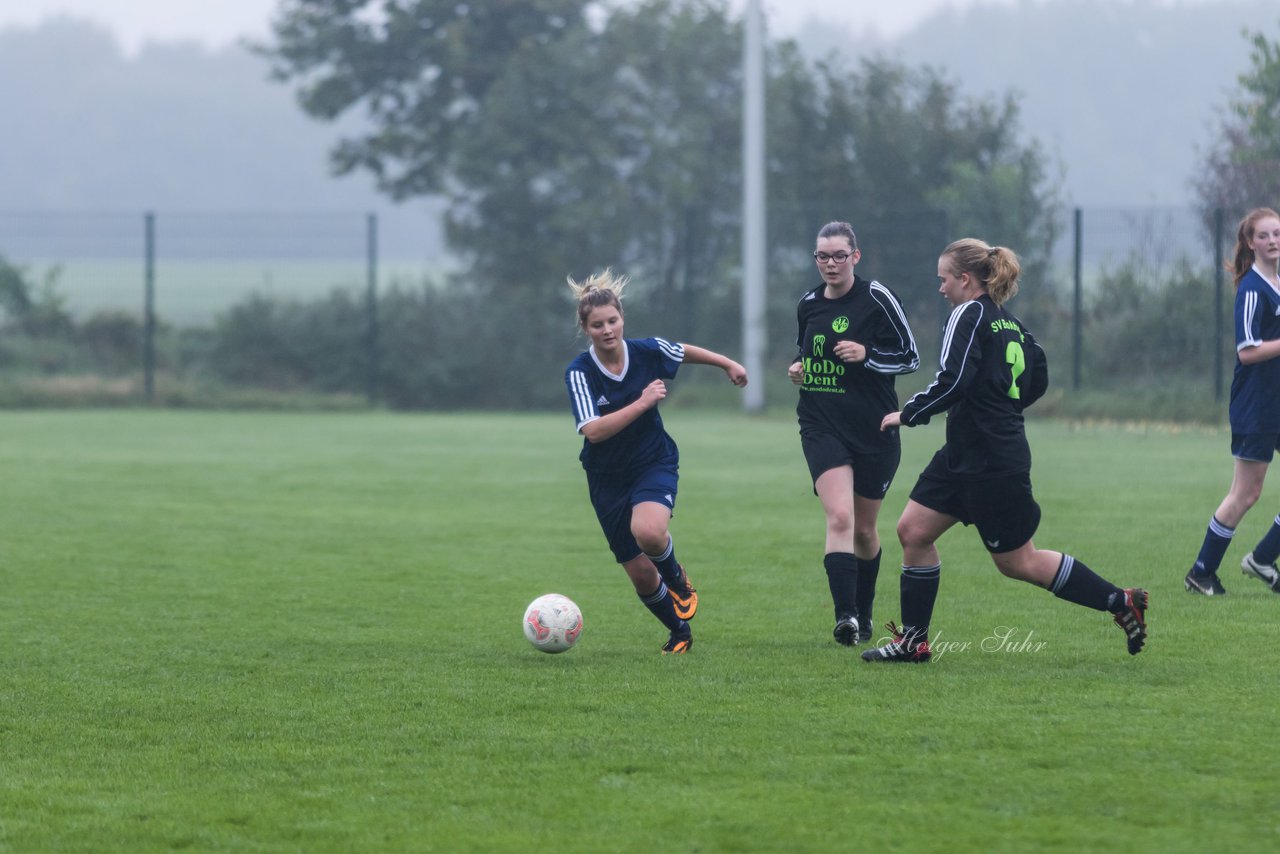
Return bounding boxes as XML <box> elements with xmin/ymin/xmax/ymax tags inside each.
<box><xmin>813</xmin><ymin>251</ymin><xmax>853</xmax><ymax>263</ymax></box>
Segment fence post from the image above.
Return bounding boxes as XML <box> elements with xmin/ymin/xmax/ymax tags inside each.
<box><xmin>1072</xmin><ymin>207</ymin><xmax>1083</xmax><ymax>390</ymax></box>
<box><xmin>1214</xmin><ymin>207</ymin><xmax>1225</xmax><ymax>403</ymax></box>
<box><xmin>365</xmin><ymin>212</ymin><xmax>379</xmax><ymax>407</ymax></box>
<box><xmin>143</xmin><ymin>211</ymin><xmax>156</xmax><ymax>402</ymax></box>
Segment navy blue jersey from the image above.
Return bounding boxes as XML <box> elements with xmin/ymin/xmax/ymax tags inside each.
<box><xmin>901</xmin><ymin>294</ymin><xmax>1047</xmax><ymax>478</ymax></box>
<box><xmin>794</xmin><ymin>275</ymin><xmax>919</xmax><ymax>453</ymax></box>
<box><xmin>1230</xmin><ymin>266</ymin><xmax>1280</xmax><ymax>433</ymax></box>
<box><xmin>565</xmin><ymin>337</ymin><xmax>684</xmax><ymax>474</ymax></box>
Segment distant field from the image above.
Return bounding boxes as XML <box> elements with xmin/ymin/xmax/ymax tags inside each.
<box><xmin>1</xmin><ymin>410</ymin><xmax>1275</xmax><ymax>851</ymax></box>
<box><xmin>13</xmin><ymin>259</ymin><xmax>445</xmax><ymax>326</ymax></box>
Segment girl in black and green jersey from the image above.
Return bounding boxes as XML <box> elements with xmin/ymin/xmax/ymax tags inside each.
<box><xmin>862</xmin><ymin>238</ymin><xmax>1148</xmax><ymax>663</ymax></box>
<box><xmin>788</xmin><ymin>221</ymin><xmax>919</xmax><ymax>647</ymax></box>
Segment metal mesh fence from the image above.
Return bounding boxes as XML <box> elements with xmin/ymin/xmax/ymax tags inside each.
<box><xmin>0</xmin><ymin>205</ymin><xmax>1237</xmax><ymax>414</ymax></box>
<box><xmin>1049</xmin><ymin>206</ymin><xmax>1230</xmax><ymax>404</ymax></box>
<box><xmin>0</xmin><ymin>211</ymin><xmax>388</xmax><ymax>326</ymax></box>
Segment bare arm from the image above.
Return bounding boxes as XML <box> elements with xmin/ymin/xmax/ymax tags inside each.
<box><xmin>1239</xmin><ymin>340</ymin><xmax>1280</xmax><ymax>366</ymax></box>
<box><xmin>681</xmin><ymin>344</ymin><xmax>748</xmax><ymax>387</ymax></box>
<box><xmin>580</xmin><ymin>380</ymin><xmax>667</xmax><ymax>444</ymax></box>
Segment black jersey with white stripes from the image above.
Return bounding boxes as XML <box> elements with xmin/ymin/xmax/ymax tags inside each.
<box><xmin>901</xmin><ymin>294</ymin><xmax>1047</xmax><ymax>478</ymax></box>
<box><xmin>793</xmin><ymin>276</ymin><xmax>919</xmax><ymax>453</ymax></box>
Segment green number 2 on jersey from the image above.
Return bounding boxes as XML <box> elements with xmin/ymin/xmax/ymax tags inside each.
<box><xmin>1005</xmin><ymin>341</ymin><xmax>1025</xmax><ymax>399</ymax></box>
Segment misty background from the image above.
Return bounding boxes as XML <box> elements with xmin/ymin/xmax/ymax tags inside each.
<box><xmin>0</xmin><ymin>0</ymin><xmax>1272</xmax><ymax>416</ymax></box>
<box><xmin>1</xmin><ymin>0</ymin><xmax>1272</xmax><ymax>259</ymax></box>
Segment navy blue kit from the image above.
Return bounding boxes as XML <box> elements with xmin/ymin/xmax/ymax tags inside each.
<box><xmin>565</xmin><ymin>337</ymin><xmax>684</xmax><ymax>562</ymax></box>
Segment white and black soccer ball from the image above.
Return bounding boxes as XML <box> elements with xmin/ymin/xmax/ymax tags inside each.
<box><xmin>522</xmin><ymin>594</ymin><xmax>583</xmax><ymax>654</ymax></box>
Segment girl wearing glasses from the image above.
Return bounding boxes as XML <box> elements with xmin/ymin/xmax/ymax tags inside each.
<box><xmin>565</xmin><ymin>269</ymin><xmax>748</xmax><ymax>654</ymax></box>
<box><xmin>788</xmin><ymin>221</ymin><xmax>920</xmax><ymax>646</ymax></box>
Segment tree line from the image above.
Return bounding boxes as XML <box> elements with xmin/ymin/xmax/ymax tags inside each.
<box><xmin>0</xmin><ymin>0</ymin><xmax>1275</xmax><ymax>413</ymax></box>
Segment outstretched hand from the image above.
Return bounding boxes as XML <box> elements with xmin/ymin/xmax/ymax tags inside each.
<box><xmin>880</xmin><ymin>411</ymin><xmax>902</xmax><ymax>431</ymax></box>
<box><xmin>724</xmin><ymin>361</ymin><xmax>748</xmax><ymax>387</ymax></box>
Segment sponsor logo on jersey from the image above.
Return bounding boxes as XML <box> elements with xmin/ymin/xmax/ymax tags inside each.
<box><xmin>832</xmin><ymin>316</ymin><xmax>849</xmax><ymax>333</ymax></box>
<box><xmin>812</xmin><ymin>334</ymin><xmax>825</xmax><ymax>357</ymax></box>
<box><xmin>801</xmin><ymin>354</ymin><xmax>846</xmax><ymax>391</ymax></box>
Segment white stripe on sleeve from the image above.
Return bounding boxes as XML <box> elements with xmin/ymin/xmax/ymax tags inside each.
<box><xmin>568</xmin><ymin>370</ymin><xmax>598</xmax><ymax>430</ymax></box>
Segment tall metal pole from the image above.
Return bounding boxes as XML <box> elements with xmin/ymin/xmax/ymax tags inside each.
<box><xmin>742</xmin><ymin>0</ymin><xmax>766</xmax><ymax>412</ymax></box>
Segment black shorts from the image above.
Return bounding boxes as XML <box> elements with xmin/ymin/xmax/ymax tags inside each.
<box><xmin>586</xmin><ymin>461</ymin><xmax>679</xmax><ymax>564</ymax></box>
<box><xmin>908</xmin><ymin>450</ymin><xmax>1041</xmax><ymax>553</ymax></box>
<box><xmin>1231</xmin><ymin>432</ymin><xmax>1280</xmax><ymax>463</ymax></box>
<box><xmin>800</xmin><ymin>429</ymin><xmax>901</xmax><ymax>500</ymax></box>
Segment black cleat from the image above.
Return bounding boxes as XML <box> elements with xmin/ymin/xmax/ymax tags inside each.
<box><xmin>856</xmin><ymin>617</ymin><xmax>873</xmax><ymax>645</ymax></box>
<box><xmin>661</xmin><ymin>623</ymin><xmax>693</xmax><ymax>655</ymax></box>
<box><xmin>668</xmin><ymin>564</ymin><xmax>698</xmax><ymax>621</ymax></box>
<box><xmin>833</xmin><ymin>614</ymin><xmax>860</xmax><ymax>647</ymax></box>
<box><xmin>860</xmin><ymin>622</ymin><xmax>931</xmax><ymax>663</ymax></box>
<box><xmin>1185</xmin><ymin>569</ymin><xmax>1227</xmax><ymax>596</ymax></box>
<box><xmin>1112</xmin><ymin>588</ymin><xmax>1148</xmax><ymax>656</ymax></box>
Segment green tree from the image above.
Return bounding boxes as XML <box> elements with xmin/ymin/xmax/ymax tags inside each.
<box><xmin>260</xmin><ymin>0</ymin><xmax>1060</xmax><ymax>406</ymax></box>
<box><xmin>262</xmin><ymin>0</ymin><xmax>597</xmax><ymax>200</ymax></box>
<box><xmin>262</xmin><ymin>0</ymin><xmax>755</xmax><ymax>361</ymax></box>
<box><xmin>766</xmin><ymin>56</ymin><xmax>1062</xmax><ymax>358</ymax></box>
<box><xmin>262</xmin><ymin>1</ymin><xmax>638</xmax><ymax>284</ymax></box>
<box><xmin>1197</xmin><ymin>21</ymin><xmax>1280</xmax><ymax>221</ymax></box>
<box><xmin>0</xmin><ymin>256</ymin><xmax>74</xmax><ymax>339</ymax></box>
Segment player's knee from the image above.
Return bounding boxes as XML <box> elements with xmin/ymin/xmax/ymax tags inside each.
<box><xmin>631</xmin><ymin>522</ymin><xmax>667</xmax><ymax>553</ymax></box>
<box><xmin>852</xmin><ymin>524</ymin><xmax>878</xmax><ymax>552</ymax></box>
<box><xmin>993</xmin><ymin>559</ymin><xmax>1023</xmax><ymax>579</ymax></box>
<box><xmin>991</xmin><ymin>552</ymin><xmax>1035</xmax><ymax>582</ymax></box>
<box><xmin>826</xmin><ymin>507</ymin><xmax>854</xmax><ymax>536</ymax></box>
<box><xmin>896</xmin><ymin>517</ymin><xmax>925</xmax><ymax>549</ymax></box>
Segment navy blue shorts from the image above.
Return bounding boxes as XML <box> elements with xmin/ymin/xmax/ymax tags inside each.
<box><xmin>1231</xmin><ymin>432</ymin><xmax>1280</xmax><ymax>463</ymax></box>
<box><xmin>586</xmin><ymin>460</ymin><xmax>679</xmax><ymax>563</ymax></box>
<box><xmin>908</xmin><ymin>451</ymin><xmax>1041</xmax><ymax>554</ymax></box>
<box><xmin>800</xmin><ymin>430</ymin><xmax>900</xmax><ymax>500</ymax></box>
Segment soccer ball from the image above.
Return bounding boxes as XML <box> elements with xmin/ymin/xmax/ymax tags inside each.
<box><xmin>522</xmin><ymin>593</ymin><xmax>583</xmax><ymax>654</ymax></box>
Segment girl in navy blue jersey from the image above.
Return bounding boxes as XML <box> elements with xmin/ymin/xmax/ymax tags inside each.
<box><xmin>565</xmin><ymin>270</ymin><xmax>748</xmax><ymax>654</ymax></box>
<box><xmin>861</xmin><ymin>238</ymin><xmax>1148</xmax><ymax>663</ymax></box>
<box><xmin>788</xmin><ymin>221</ymin><xmax>919</xmax><ymax>646</ymax></box>
<box><xmin>1185</xmin><ymin>207</ymin><xmax>1280</xmax><ymax>596</ymax></box>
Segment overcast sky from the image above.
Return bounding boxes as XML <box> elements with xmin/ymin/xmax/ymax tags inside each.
<box><xmin>0</xmin><ymin>0</ymin><xmax>1089</xmax><ymax>53</ymax></box>
<box><xmin>0</xmin><ymin>1</ymin><xmax>950</xmax><ymax>51</ymax></box>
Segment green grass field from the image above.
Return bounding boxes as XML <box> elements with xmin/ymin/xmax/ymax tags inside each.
<box><xmin>1</xmin><ymin>409</ymin><xmax>1276</xmax><ymax>852</ymax></box>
